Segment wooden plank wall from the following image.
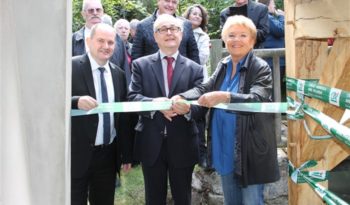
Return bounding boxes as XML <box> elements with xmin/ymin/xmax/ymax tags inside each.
<box><xmin>285</xmin><ymin>0</ymin><xmax>350</xmax><ymax>204</ymax></box>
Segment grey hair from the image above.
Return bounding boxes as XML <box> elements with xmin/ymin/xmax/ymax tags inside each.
<box><xmin>153</xmin><ymin>14</ymin><xmax>183</xmax><ymax>33</ymax></box>
<box><xmin>129</xmin><ymin>19</ymin><xmax>140</xmax><ymax>30</ymax></box>
<box><xmin>82</xmin><ymin>0</ymin><xmax>102</xmax><ymax>11</ymax></box>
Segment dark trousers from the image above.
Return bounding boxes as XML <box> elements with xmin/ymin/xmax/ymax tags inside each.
<box><xmin>142</xmin><ymin>139</ymin><xmax>195</xmax><ymax>205</ymax></box>
<box><xmin>197</xmin><ymin>118</ymin><xmax>208</xmax><ymax>164</ymax></box>
<box><xmin>71</xmin><ymin>142</ymin><xmax>117</xmax><ymax>205</ymax></box>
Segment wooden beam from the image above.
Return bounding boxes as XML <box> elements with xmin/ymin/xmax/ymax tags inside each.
<box><xmin>294</xmin><ymin>0</ymin><xmax>350</xmax><ymax>39</ymax></box>
<box><xmin>301</xmin><ymin>38</ymin><xmax>350</xmax><ymax>167</ymax></box>
<box><xmin>284</xmin><ymin>0</ymin><xmax>350</xmax><ymax>204</ymax></box>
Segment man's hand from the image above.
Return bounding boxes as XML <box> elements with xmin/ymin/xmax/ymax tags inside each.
<box><xmin>153</xmin><ymin>97</ymin><xmax>177</xmax><ymax>121</ymax></box>
<box><xmin>171</xmin><ymin>95</ymin><xmax>190</xmax><ymax>115</ymax></box>
<box><xmin>77</xmin><ymin>96</ymin><xmax>98</xmax><ymax>110</ymax></box>
<box><xmin>198</xmin><ymin>91</ymin><xmax>230</xmax><ymax>108</ymax></box>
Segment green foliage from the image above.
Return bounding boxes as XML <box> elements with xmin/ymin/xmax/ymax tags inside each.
<box><xmin>72</xmin><ymin>0</ymin><xmax>282</xmax><ymax>38</ymax></box>
<box><xmin>72</xmin><ymin>0</ymin><xmax>231</xmax><ymax>37</ymax></box>
<box><xmin>275</xmin><ymin>0</ymin><xmax>284</xmax><ymax>10</ymax></box>
<box><xmin>177</xmin><ymin>0</ymin><xmax>231</xmax><ymax>39</ymax></box>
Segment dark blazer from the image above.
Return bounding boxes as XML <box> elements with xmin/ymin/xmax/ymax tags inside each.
<box><xmin>180</xmin><ymin>51</ymin><xmax>280</xmax><ymax>186</ymax></box>
<box><xmin>220</xmin><ymin>0</ymin><xmax>269</xmax><ymax>48</ymax></box>
<box><xmin>72</xmin><ymin>27</ymin><xmax>132</xmax><ymax>86</ymax></box>
<box><xmin>128</xmin><ymin>52</ymin><xmax>205</xmax><ymax>168</ymax></box>
<box><xmin>71</xmin><ymin>54</ymin><xmax>133</xmax><ymax>178</ymax></box>
<box><xmin>131</xmin><ymin>10</ymin><xmax>200</xmax><ymax>64</ymax></box>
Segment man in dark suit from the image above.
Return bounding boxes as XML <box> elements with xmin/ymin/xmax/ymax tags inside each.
<box><xmin>131</xmin><ymin>0</ymin><xmax>200</xmax><ymax>64</ymax></box>
<box><xmin>128</xmin><ymin>14</ymin><xmax>205</xmax><ymax>205</ymax></box>
<box><xmin>71</xmin><ymin>23</ymin><xmax>132</xmax><ymax>205</ymax></box>
<box><xmin>220</xmin><ymin>0</ymin><xmax>269</xmax><ymax>48</ymax></box>
<box><xmin>72</xmin><ymin>0</ymin><xmax>132</xmax><ymax>86</ymax></box>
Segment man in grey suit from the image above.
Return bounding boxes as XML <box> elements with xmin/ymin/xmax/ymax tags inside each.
<box><xmin>220</xmin><ymin>0</ymin><xmax>269</xmax><ymax>48</ymax></box>
<box><xmin>131</xmin><ymin>0</ymin><xmax>200</xmax><ymax>64</ymax></box>
<box><xmin>128</xmin><ymin>14</ymin><xmax>205</xmax><ymax>205</ymax></box>
<box><xmin>71</xmin><ymin>23</ymin><xmax>132</xmax><ymax>205</ymax></box>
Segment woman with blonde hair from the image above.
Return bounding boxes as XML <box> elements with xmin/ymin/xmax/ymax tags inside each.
<box><xmin>173</xmin><ymin>15</ymin><xmax>280</xmax><ymax>205</ymax></box>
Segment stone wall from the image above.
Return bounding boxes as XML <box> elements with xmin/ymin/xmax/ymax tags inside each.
<box><xmin>191</xmin><ymin>148</ymin><xmax>288</xmax><ymax>205</ymax></box>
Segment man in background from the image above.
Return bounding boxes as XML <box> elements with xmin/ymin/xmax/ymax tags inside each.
<box><xmin>131</xmin><ymin>0</ymin><xmax>200</xmax><ymax>64</ymax></box>
<box><xmin>72</xmin><ymin>0</ymin><xmax>131</xmax><ymax>85</ymax></box>
<box><xmin>220</xmin><ymin>0</ymin><xmax>269</xmax><ymax>48</ymax></box>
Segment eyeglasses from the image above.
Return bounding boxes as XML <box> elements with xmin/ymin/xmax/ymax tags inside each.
<box><xmin>156</xmin><ymin>26</ymin><xmax>181</xmax><ymax>35</ymax></box>
<box><xmin>85</xmin><ymin>8</ymin><xmax>103</xmax><ymax>15</ymax></box>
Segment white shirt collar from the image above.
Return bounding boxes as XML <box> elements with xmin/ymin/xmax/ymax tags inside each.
<box><xmin>159</xmin><ymin>50</ymin><xmax>179</xmax><ymax>61</ymax></box>
<box><xmin>87</xmin><ymin>53</ymin><xmax>111</xmax><ymax>73</ymax></box>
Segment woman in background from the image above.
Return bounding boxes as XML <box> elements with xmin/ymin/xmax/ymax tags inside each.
<box><xmin>183</xmin><ymin>4</ymin><xmax>210</xmax><ymax>80</ymax></box>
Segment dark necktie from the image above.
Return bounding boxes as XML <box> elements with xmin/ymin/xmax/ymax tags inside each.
<box><xmin>98</xmin><ymin>67</ymin><xmax>110</xmax><ymax>145</ymax></box>
<box><xmin>165</xmin><ymin>56</ymin><xmax>175</xmax><ymax>89</ymax></box>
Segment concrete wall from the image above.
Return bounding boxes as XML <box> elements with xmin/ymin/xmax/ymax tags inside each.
<box><xmin>0</xmin><ymin>0</ymin><xmax>71</xmax><ymax>204</ymax></box>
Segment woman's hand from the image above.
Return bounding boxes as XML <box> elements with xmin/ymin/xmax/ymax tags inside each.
<box><xmin>198</xmin><ymin>91</ymin><xmax>230</xmax><ymax>108</ymax></box>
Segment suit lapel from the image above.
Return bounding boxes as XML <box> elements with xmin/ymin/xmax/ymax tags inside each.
<box><xmin>169</xmin><ymin>55</ymin><xmax>186</xmax><ymax>96</ymax></box>
<box><xmin>151</xmin><ymin>53</ymin><xmax>166</xmax><ymax>96</ymax></box>
<box><xmin>81</xmin><ymin>54</ymin><xmax>96</xmax><ymax>98</ymax></box>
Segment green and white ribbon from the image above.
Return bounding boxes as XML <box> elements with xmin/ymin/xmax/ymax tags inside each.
<box><xmin>71</xmin><ymin>101</ymin><xmax>288</xmax><ymax>116</ymax></box>
<box><xmin>302</xmin><ymin>104</ymin><xmax>350</xmax><ymax>146</ymax></box>
<box><xmin>289</xmin><ymin>160</ymin><xmax>328</xmax><ymax>184</ymax></box>
<box><xmin>289</xmin><ymin>160</ymin><xmax>349</xmax><ymax>205</ymax></box>
<box><xmin>287</xmin><ymin>77</ymin><xmax>350</xmax><ymax>110</ymax></box>
<box><xmin>287</xmin><ymin>97</ymin><xmax>350</xmax><ymax>147</ymax></box>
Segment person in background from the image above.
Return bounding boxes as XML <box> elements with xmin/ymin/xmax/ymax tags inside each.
<box><xmin>72</xmin><ymin>0</ymin><xmax>131</xmax><ymax>86</ymax></box>
<box><xmin>220</xmin><ymin>0</ymin><xmax>269</xmax><ymax>48</ymax></box>
<box><xmin>131</xmin><ymin>0</ymin><xmax>200</xmax><ymax>64</ymax></box>
<box><xmin>258</xmin><ymin>0</ymin><xmax>285</xmax><ymax>100</ymax></box>
<box><xmin>129</xmin><ymin>19</ymin><xmax>140</xmax><ymax>44</ymax></box>
<box><xmin>114</xmin><ymin>19</ymin><xmax>132</xmax><ymax>55</ymax></box>
<box><xmin>172</xmin><ymin>15</ymin><xmax>280</xmax><ymax>205</ymax></box>
<box><xmin>182</xmin><ymin>4</ymin><xmax>210</xmax><ymax>169</ymax></box>
<box><xmin>102</xmin><ymin>14</ymin><xmax>113</xmax><ymax>26</ymax></box>
<box><xmin>128</xmin><ymin>14</ymin><xmax>205</xmax><ymax>205</ymax></box>
<box><xmin>71</xmin><ymin>23</ymin><xmax>132</xmax><ymax>205</ymax></box>
<box><xmin>114</xmin><ymin>18</ymin><xmax>140</xmax><ymax>169</ymax></box>
<box><xmin>183</xmin><ymin>4</ymin><xmax>210</xmax><ymax>76</ymax></box>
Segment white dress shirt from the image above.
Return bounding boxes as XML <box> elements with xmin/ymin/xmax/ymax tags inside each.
<box><xmin>84</xmin><ymin>27</ymin><xmax>91</xmax><ymax>53</ymax></box>
<box><xmin>88</xmin><ymin>53</ymin><xmax>116</xmax><ymax>145</ymax></box>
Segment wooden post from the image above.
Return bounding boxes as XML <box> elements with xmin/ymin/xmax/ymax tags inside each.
<box><xmin>285</xmin><ymin>0</ymin><xmax>350</xmax><ymax>204</ymax></box>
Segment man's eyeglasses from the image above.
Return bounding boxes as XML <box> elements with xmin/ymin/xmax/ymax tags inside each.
<box><xmin>156</xmin><ymin>26</ymin><xmax>181</xmax><ymax>35</ymax></box>
<box><xmin>85</xmin><ymin>8</ymin><xmax>103</xmax><ymax>15</ymax></box>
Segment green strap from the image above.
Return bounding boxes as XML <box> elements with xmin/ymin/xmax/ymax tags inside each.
<box><xmin>289</xmin><ymin>160</ymin><xmax>349</xmax><ymax>205</ymax></box>
<box><xmin>289</xmin><ymin>160</ymin><xmax>329</xmax><ymax>184</ymax></box>
<box><xmin>287</xmin><ymin>97</ymin><xmax>350</xmax><ymax>147</ymax></box>
<box><xmin>71</xmin><ymin>101</ymin><xmax>288</xmax><ymax>116</ymax></box>
<box><xmin>286</xmin><ymin>77</ymin><xmax>350</xmax><ymax>110</ymax></box>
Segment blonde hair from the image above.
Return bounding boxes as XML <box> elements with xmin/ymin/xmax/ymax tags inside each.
<box><xmin>221</xmin><ymin>15</ymin><xmax>257</xmax><ymax>42</ymax></box>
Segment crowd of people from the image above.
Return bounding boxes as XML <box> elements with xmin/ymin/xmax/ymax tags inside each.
<box><xmin>71</xmin><ymin>0</ymin><xmax>285</xmax><ymax>204</ymax></box>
